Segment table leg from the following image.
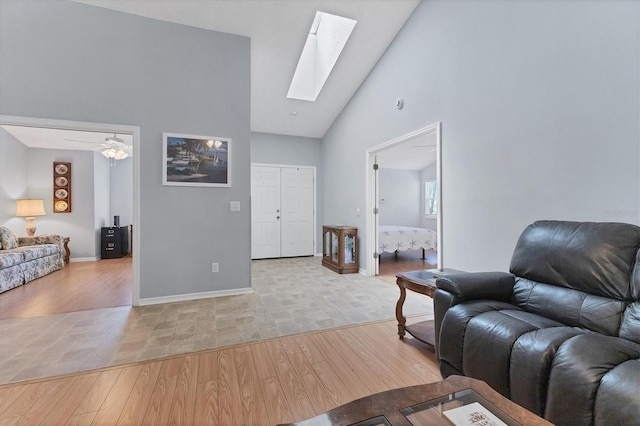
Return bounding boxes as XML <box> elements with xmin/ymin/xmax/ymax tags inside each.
<box><xmin>63</xmin><ymin>237</ymin><xmax>70</xmax><ymax>265</ymax></box>
<box><xmin>395</xmin><ymin>286</ymin><xmax>407</xmax><ymax>339</ymax></box>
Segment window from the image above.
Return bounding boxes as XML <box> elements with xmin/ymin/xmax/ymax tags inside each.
<box><xmin>425</xmin><ymin>180</ymin><xmax>438</xmax><ymax>217</ymax></box>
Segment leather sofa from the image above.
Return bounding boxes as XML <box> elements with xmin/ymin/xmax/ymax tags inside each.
<box><xmin>434</xmin><ymin>221</ymin><xmax>640</xmax><ymax>426</ymax></box>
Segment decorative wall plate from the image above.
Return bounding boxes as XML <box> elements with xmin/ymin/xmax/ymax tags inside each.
<box><xmin>54</xmin><ymin>164</ymin><xmax>68</xmax><ymax>175</ymax></box>
<box><xmin>55</xmin><ymin>200</ymin><xmax>68</xmax><ymax>212</ymax></box>
<box><xmin>55</xmin><ymin>189</ymin><xmax>68</xmax><ymax>199</ymax></box>
<box><xmin>55</xmin><ymin>176</ymin><xmax>68</xmax><ymax>187</ymax></box>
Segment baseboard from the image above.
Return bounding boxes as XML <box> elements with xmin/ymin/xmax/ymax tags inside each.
<box><xmin>69</xmin><ymin>257</ymin><xmax>99</xmax><ymax>262</ymax></box>
<box><xmin>137</xmin><ymin>287</ymin><xmax>254</xmax><ymax>306</ymax></box>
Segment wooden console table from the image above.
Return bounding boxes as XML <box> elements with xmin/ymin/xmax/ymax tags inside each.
<box><xmin>395</xmin><ymin>269</ymin><xmax>464</xmax><ymax>348</ymax></box>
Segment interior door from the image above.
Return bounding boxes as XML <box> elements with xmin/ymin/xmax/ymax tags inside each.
<box><xmin>251</xmin><ymin>166</ymin><xmax>281</xmax><ymax>259</ymax></box>
<box><xmin>280</xmin><ymin>167</ymin><xmax>314</xmax><ymax>257</ymax></box>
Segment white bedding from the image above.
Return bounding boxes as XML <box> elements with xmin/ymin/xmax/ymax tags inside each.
<box><xmin>378</xmin><ymin>226</ymin><xmax>437</xmax><ymax>254</ymax></box>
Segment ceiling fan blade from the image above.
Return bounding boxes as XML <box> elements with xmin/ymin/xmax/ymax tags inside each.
<box><xmin>64</xmin><ymin>138</ymin><xmax>98</xmax><ymax>143</ymax></box>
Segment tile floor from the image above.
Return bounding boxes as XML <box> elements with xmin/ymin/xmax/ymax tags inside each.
<box><xmin>0</xmin><ymin>257</ymin><xmax>433</xmax><ymax>384</ymax></box>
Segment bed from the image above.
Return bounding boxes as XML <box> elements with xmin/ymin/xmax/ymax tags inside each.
<box><xmin>378</xmin><ymin>226</ymin><xmax>437</xmax><ymax>257</ymax></box>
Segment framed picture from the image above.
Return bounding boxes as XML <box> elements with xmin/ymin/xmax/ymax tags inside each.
<box><xmin>162</xmin><ymin>132</ymin><xmax>231</xmax><ymax>187</ymax></box>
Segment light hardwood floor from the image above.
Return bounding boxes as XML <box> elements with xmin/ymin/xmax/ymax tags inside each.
<box><xmin>0</xmin><ymin>250</ymin><xmax>434</xmax><ymax>319</ymax></box>
<box><xmin>0</xmin><ymin>257</ymin><xmax>132</xmax><ymax>319</ymax></box>
<box><xmin>377</xmin><ymin>249</ymin><xmax>438</xmax><ymax>285</ymax></box>
<box><xmin>0</xmin><ymin>317</ymin><xmax>441</xmax><ymax>425</ymax></box>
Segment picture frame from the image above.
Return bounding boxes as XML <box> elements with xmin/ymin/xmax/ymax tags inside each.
<box><xmin>162</xmin><ymin>132</ymin><xmax>231</xmax><ymax>187</ymax></box>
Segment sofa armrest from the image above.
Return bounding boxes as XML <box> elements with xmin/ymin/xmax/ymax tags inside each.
<box><xmin>436</xmin><ymin>271</ymin><xmax>515</xmax><ymax>302</ymax></box>
<box><xmin>18</xmin><ymin>234</ymin><xmax>62</xmax><ymax>247</ymax></box>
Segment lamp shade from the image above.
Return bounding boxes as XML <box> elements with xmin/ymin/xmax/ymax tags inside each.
<box><xmin>16</xmin><ymin>199</ymin><xmax>46</xmax><ymax>217</ymax></box>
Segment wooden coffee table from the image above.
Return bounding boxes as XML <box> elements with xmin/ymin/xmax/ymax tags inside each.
<box><xmin>395</xmin><ymin>269</ymin><xmax>463</xmax><ymax>348</ymax></box>
<box><xmin>280</xmin><ymin>375</ymin><xmax>551</xmax><ymax>426</ymax></box>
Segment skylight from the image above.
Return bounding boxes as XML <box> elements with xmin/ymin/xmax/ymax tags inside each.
<box><xmin>287</xmin><ymin>11</ymin><xmax>357</xmax><ymax>102</ymax></box>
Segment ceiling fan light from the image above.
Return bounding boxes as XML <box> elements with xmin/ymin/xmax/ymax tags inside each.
<box><xmin>102</xmin><ymin>148</ymin><xmax>117</xmax><ymax>158</ymax></box>
<box><xmin>114</xmin><ymin>150</ymin><xmax>129</xmax><ymax>160</ymax></box>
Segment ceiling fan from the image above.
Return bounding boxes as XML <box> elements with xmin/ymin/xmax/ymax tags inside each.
<box><xmin>99</xmin><ymin>134</ymin><xmax>133</xmax><ymax>159</ymax></box>
<box><xmin>65</xmin><ymin>133</ymin><xmax>133</xmax><ymax>159</ymax></box>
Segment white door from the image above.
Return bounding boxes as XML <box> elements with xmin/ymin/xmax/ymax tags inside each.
<box><xmin>251</xmin><ymin>166</ymin><xmax>281</xmax><ymax>259</ymax></box>
<box><xmin>281</xmin><ymin>167</ymin><xmax>315</xmax><ymax>257</ymax></box>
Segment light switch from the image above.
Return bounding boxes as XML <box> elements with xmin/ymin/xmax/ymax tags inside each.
<box><xmin>230</xmin><ymin>201</ymin><xmax>241</xmax><ymax>211</ymax></box>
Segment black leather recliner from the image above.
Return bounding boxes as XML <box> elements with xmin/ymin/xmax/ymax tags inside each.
<box><xmin>434</xmin><ymin>220</ymin><xmax>640</xmax><ymax>426</ymax></box>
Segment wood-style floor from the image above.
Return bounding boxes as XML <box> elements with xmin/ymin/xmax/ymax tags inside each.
<box><xmin>0</xmin><ymin>317</ymin><xmax>441</xmax><ymax>425</ymax></box>
<box><xmin>377</xmin><ymin>249</ymin><xmax>437</xmax><ymax>285</ymax></box>
<box><xmin>0</xmin><ymin>257</ymin><xmax>132</xmax><ymax>319</ymax></box>
<box><xmin>0</xmin><ymin>250</ymin><xmax>434</xmax><ymax>319</ymax></box>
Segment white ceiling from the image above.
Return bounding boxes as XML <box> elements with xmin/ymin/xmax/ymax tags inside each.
<box><xmin>1</xmin><ymin>125</ymin><xmax>133</xmax><ymax>152</ymax></box>
<box><xmin>72</xmin><ymin>0</ymin><xmax>421</xmax><ymax>139</ymax></box>
<box><xmin>375</xmin><ymin>132</ymin><xmax>437</xmax><ymax>171</ymax></box>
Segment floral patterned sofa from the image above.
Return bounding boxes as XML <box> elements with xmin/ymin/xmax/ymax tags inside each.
<box><xmin>0</xmin><ymin>226</ymin><xmax>65</xmax><ymax>293</ymax></box>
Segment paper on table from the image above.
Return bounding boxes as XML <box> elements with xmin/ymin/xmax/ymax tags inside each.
<box><xmin>443</xmin><ymin>402</ymin><xmax>508</xmax><ymax>426</ymax></box>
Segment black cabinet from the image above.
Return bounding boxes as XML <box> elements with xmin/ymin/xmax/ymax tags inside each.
<box><xmin>101</xmin><ymin>226</ymin><xmax>129</xmax><ymax>259</ymax></box>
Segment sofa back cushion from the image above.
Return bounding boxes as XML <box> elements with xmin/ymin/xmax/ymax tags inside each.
<box><xmin>510</xmin><ymin>221</ymin><xmax>640</xmax><ymax>300</ymax></box>
<box><xmin>0</xmin><ymin>227</ymin><xmax>18</xmax><ymax>250</ymax></box>
<box><xmin>512</xmin><ymin>278</ymin><xmax>627</xmax><ymax>336</ymax></box>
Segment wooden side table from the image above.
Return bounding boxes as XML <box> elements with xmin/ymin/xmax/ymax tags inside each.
<box><xmin>395</xmin><ymin>269</ymin><xmax>465</xmax><ymax>348</ymax></box>
<box><xmin>63</xmin><ymin>237</ymin><xmax>70</xmax><ymax>264</ymax></box>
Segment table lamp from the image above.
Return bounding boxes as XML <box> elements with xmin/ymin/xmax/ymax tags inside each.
<box><xmin>16</xmin><ymin>199</ymin><xmax>46</xmax><ymax>236</ymax></box>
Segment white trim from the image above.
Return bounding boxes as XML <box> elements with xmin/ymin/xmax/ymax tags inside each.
<box><xmin>69</xmin><ymin>257</ymin><xmax>100</xmax><ymax>262</ymax></box>
<box><xmin>365</xmin><ymin>122</ymin><xmax>443</xmax><ymax>276</ymax></box>
<box><xmin>138</xmin><ymin>287</ymin><xmax>253</xmax><ymax>306</ymax></box>
<box><xmin>0</xmin><ymin>114</ymin><xmax>141</xmax><ymax>306</ymax></box>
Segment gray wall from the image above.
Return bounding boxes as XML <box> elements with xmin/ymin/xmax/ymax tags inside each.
<box><xmin>378</xmin><ymin>168</ymin><xmax>422</xmax><ymax>227</ymax></box>
<box><xmin>0</xmin><ymin>129</ymin><xmax>29</xmax><ymax>228</ymax></box>
<box><xmin>109</xmin><ymin>158</ymin><xmax>134</xmax><ymax>228</ymax></box>
<box><xmin>0</xmin><ymin>1</ymin><xmax>251</xmax><ymax>298</ymax></box>
<box><xmin>251</xmin><ymin>132</ymin><xmax>323</xmax><ymax>253</ymax></box>
<box><xmin>322</xmin><ymin>0</ymin><xmax>640</xmax><ymax>272</ymax></box>
<box><xmin>94</xmin><ymin>153</ymin><xmax>111</xmax><ymax>257</ymax></box>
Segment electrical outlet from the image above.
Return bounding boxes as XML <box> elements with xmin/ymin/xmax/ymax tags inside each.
<box><xmin>211</xmin><ymin>262</ymin><xmax>219</xmax><ymax>273</ymax></box>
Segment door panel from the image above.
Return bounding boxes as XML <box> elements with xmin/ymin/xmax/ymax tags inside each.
<box><xmin>281</xmin><ymin>167</ymin><xmax>314</xmax><ymax>257</ymax></box>
<box><xmin>251</xmin><ymin>166</ymin><xmax>281</xmax><ymax>259</ymax></box>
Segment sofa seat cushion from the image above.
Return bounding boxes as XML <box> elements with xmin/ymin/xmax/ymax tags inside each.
<box><xmin>14</xmin><ymin>244</ymin><xmax>60</xmax><ymax>261</ymax></box>
<box><xmin>546</xmin><ymin>334</ymin><xmax>640</xmax><ymax>426</ymax></box>
<box><xmin>510</xmin><ymin>326</ymin><xmax>587</xmax><ymax>417</ymax></box>
<box><xmin>0</xmin><ymin>250</ymin><xmax>25</xmax><ymax>269</ymax></box>
<box><xmin>461</xmin><ymin>307</ymin><xmax>566</xmax><ymax>397</ymax></box>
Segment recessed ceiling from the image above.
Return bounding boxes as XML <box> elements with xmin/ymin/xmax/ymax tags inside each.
<box><xmin>1</xmin><ymin>125</ymin><xmax>133</xmax><ymax>152</ymax></box>
<box><xmin>71</xmin><ymin>0</ymin><xmax>420</xmax><ymax>139</ymax></box>
<box><xmin>375</xmin><ymin>133</ymin><xmax>437</xmax><ymax>171</ymax></box>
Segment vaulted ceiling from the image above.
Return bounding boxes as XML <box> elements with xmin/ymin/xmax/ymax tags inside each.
<box><xmin>73</xmin><ymin>0</ymin><xmax>421</xmax><ymax>139</ymax></box>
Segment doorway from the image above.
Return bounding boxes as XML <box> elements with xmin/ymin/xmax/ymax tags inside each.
<box><xmin>251</xmin><ymin>164</ymin><xmax>316</xmax><ymax>259</ymax></box>
<box><xmin>0</xmin><ymin>114</ymin><xmax>140</xmax><ymax>305</ymax></box>
<box><xmin>365</xmin><ymin>122</ymin><xmax>442</xmax><ymax>277</ymax></box>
